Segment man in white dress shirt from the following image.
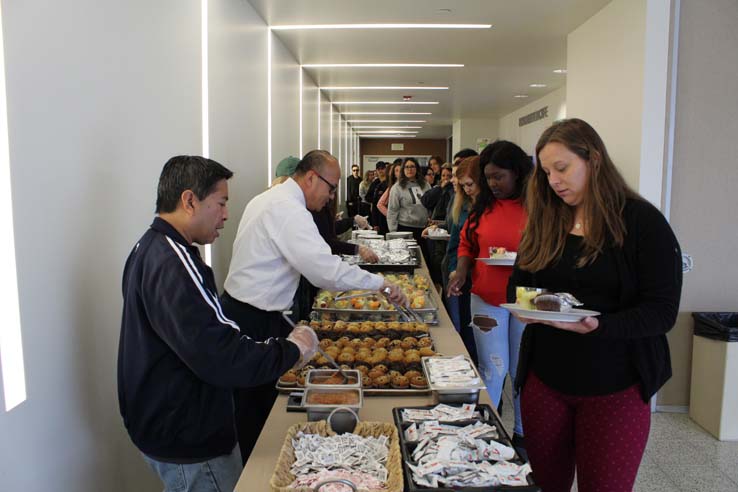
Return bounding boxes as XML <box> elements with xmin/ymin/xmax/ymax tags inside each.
<box><xmin>221</xmin><ymin>149</ymin><xmax>406</xmax><ymax>463</ymax></box>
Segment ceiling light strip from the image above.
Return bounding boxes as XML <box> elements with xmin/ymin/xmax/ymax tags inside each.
<box><xmin>303</xmin><ymin>63</ymin><xmax>463</xmax><ymax>68</ymax></box>
<box><xmin>272</xmin><ymin>24</ymin><xmax>491</xmax><ymax>31</ymax></box>
<box><xmin>334</xmin><ymin>101</ymin><xmax>438</xmax><ymax>105</ymax></box>
<box><xmin>321</xmin><ymin>86</ymin><xmax>448</xmax><ymax>90</ymax></box>
<box><xmin>347</xmin><ymin>120</ymin><xmax>427</xmax><ymax>123</ymax></box>
<box><xmin>341</xmin><ymin>112</ymin><xmax>432</xmax><ymax>115</ymax></box>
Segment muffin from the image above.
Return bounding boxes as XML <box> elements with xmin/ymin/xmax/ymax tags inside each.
<box><xmin>388</xmin><ymin>340</ymin><xmax>403</xmax><ymax>349</ymax></box>
<box><xmin>417</xmin><ymin>337</ymin><xmax>433</xmax><ymax>348</ymax></box>
<box><xmin>278</xmin><ymin>370</ymin><xmax>297</xmax><ymax>387</ymax></box>
<box><xmin>388</xmin><ymin>370</ymin><xmax>403</xmax><ymax>379</ymax></box>
<box><xmin>401</xmin><ymin>337</ymin><xmax>418</xmax><ymax>350</ymax></box>
<box><xmin>309</xmin><ymin>320</ymin><xmax>321</xmax><ymax>329</ymax></box>
<box><xmin>362</xmin><ymin>337</ymin><xmax>376</xmax><ymax>348</ymax></box>
<box><xmin>391</xmin><ymin>375</ymin><xmax>410</xmax><ymax>389</ymax></box>
<box><xmin>362</xmin><ymin>375</ymin><xmax>373</xmax><ymax>388</ymax></box>
<box><xmin>404</xmin><ymin>370</ymin><xmax>422</xmax><ymax>380</ymax></box>
<box><xmin>373</xmin><ymin>375</ymin><xmax>391</xmax><ymax>389</ymax></box>
<box><xmin>297</xmin><ymin>375</ymin><xmax>306</xmax><ymax>387</ymax></box>
<box><xmin>355</xmin><ymin>365</ymin><xmax>369</xmax><ymax>376</ymax></box>
<box><xmin>337</xmin><ymin>352</ymin><xmax>355</xmax><ymax>365</ymax></box>
<box><xmin>410</xmin><ymin>375</ymin><xmax>428</xmax><ymax>389</ymax></box>
<box><xmin>419</xmin><ymin>347</ymin><xmax>435</xmax><ymax>357</ymax></box>
<box><xmin>336</xmin><ymin>336</ymin><xmax>351</xmax><ymax>348</ymax></box>
<box><xmin>319</xmin><ymin>338</ymin><xmax>334</xmax><ymax>349</ymax></box>
<box><xmin>340</xmin><ymin>346</ymin><xmax>356</xmax><ymax>355</ymax></box>
<box><xmin>375</xmin><ymin>337</ymin><xmax>391</xmax><ymax>349</ymax></box>
<box><xmin>372</xmin><ymin>364</ymin><xmax>388</xmax><ymax>375</ymax></box>
<box><xmin>367</xmin><ymin>368</ymin><xmax>385</xmax><ymax>380</ymax></box>
<box><xmin>347</xmin><ymin>323</ymin><xmax>362</xmax><ymax>336</ymax></box>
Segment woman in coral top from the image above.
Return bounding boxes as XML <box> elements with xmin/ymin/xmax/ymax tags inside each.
<box><xmin>448</xmin><ymin>140</ymin><xmax>532</xmax><ymax>447</ymax></box>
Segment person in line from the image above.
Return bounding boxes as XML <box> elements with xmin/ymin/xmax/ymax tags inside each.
<box><xmin>421</xmin><ymin>164</ymin><xmax>454</xmax><ymax>285</ymax></box>
<box><xmin>346</xmin><ymin>164</ymin><xmax>362</xmax><ymax>217</ymax></box>
<box><xmin>366</xmin><ymin>161</ymin><xmax>388</xmax><ymax>233</ymax></box>
<box><xmin>428</xmin><ymin>155</ymin><xmax>443</xmax><ymax>186</ymax></box>
<box><xmin>387</xmin><ymin>157</ymin><xmax>432</xmax><ymax>263</ymax></box>
<box><xmin>448</xmin><ymin>141</ymin><xmax>532</xmax><ymax>451</ymax></box>
<box><xmin>453</xmin><ymin>148</ymin><xmax>478</xmax><ymax>165</ymax></box>
<box><xmin>358</xmin><ymin>169</ymin><xmax>374</xmax><ymax>217</ymax></box>
<box><xmin>510</xmin><ymin>118</ymin><xmax>682</xmax><ymax>492</ymax></box>
<box><xmin>222</xmin><ymin>150</ymin><xmax>406</xmax><ymax>463</ymax></box>
<box><xmin>118</xmin><ymin>155</ymin><xmax>319</xmax><ymax>492</ymax></box>
<box><xmin>376</xmin><ymin>160</ymin><xmax>402</xmax><ymax>217</ymax></box>
<box><xmin>443</xmin><ymin>158</ymin><xmax>478</xmax><ymax>357</ymax></box>
<box><xmin>424</xmin><ymin>166</ymin><xmax>436</xmax><ymax>187</ymax></box>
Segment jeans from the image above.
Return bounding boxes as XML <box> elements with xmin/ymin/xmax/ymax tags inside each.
<box><xmin>470</xmin><ymin>294</ymin><xmax>525</xmax><ymax>436</ymax></box>
<box><xmin>142</xmin><ymin>445</ymin><xmax>243</xmax><ymax>492</ymax></box>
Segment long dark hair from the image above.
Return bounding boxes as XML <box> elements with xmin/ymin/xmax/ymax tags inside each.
<box><xmin>465</xmin><ymin>140</ymin><xmax>532</xmax><ymax>243</ymax></box>
<box><xmin>517</xmin><ymin>118</ymin><xmax>641</xmax><ymax>271</ymax></box>
<box><xmin>398</xmin><ymin>157</ymin><xmax>425</xmax><ymax>189</ymax></box>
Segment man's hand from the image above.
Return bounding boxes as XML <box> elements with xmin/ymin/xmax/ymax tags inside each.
<box><xmin>382</xmin><ymin>281</ymin><xmax>408</xmax><ymax>306</ymax></box>
<box><xmin>358</xmin><ymin>245</ymin><xmax>379</xmax><ymax>263</ymax></box>
<box><xmin>287</xmin><ymin>325</ymin><xmax>319</xmax><ymax>367</ymax></box>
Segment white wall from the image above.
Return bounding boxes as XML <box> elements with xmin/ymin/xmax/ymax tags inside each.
<box><xmin>451</xmin><ymin>117</ymin><xmax>499</xmax><ymax>156</ymax></box>
<box><xmin>301</xmin><ymin>69</ymin><xmax>319</xmax><ymax>155</ymax></box>
<box><xmin>208</xmin><ymin>0</ymin><xmax>268</xmax><ymax>288</ymax></box>
<box><xmin>0</xmin><ymin>1</ymin><xmax>201</xmax><ymax>491</ymax></box>
<box><xmin>319</xmin><ymin>95</ymin><xmax>332</xmax><ymax>151</ymax></box>
<box><xmin>270</xmin><ymin>32</ymin><xmax>300</xmax><ymax>169</ymax></box>
<box><xmin>498</xmin><ymin>86</ymin><xmax>567</xmax><ymax>156</ymax></box>
<box><xmin>566</xmin><ymin>0</ymin><xmax>647</xmax><ymax>190</ymax></box>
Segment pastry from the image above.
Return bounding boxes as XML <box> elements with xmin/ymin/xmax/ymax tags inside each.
<box><xmin>410</xmin><ymin>376</ymin><xmax>428</xmax><ymax>389</ymax></box>
<box><xmin>391</xmin><ymin>375</ymin><xmax>410</xmax><ymax>389</ymax></box>
<box><xmin>278</xmin><ymin>370</ymin><xmax>297</xmax><ymax>387</ymax></box>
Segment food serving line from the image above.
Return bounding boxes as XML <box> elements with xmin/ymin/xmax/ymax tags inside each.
<box><xmin>235</xmin><ymin>233</ymin><xmax>538</xmax><ymax>491</ymax></box>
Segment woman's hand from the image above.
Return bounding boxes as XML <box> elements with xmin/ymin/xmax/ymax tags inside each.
<box><xmin>511</xmin><ymin>313</ymin><xmax>599</xmax><ymax>334</ymax></box>
<box><xmin>421</xmin><ymin>225</ymin><xmax>436</xmax><ymax>238</ymax></box>
<box><xmin>447</xmin><ymin>270</ymin><xmax>465</xmax><ymax>297</ymax></box>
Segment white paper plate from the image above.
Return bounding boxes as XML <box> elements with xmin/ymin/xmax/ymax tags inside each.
<box><xmin>477</xmin><ymin>255</ymin><xmax>516</xmax><ymax>266</ymax></box>
<box><xmin>427</xmin><ymin>233</ymin><xmax>450</xmax><ymax>241</ymax></box>
<box><xmin>500</xmin><ymin>303</ymin><xmax>601</xmax><ymax>322</ymax></box>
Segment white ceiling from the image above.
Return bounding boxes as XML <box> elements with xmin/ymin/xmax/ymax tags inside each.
<box><xmin>247</xmin><ymin>0</ymin><xmax>611</xmax><ymax>138</ymax></box>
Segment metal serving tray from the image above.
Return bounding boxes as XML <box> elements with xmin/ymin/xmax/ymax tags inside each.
<box><xmin>311</xmin><ymin>294</ymin><xmax>439</xmax><ymax>324</ymax></box>
<box><xmin>392</xmin><ymin>403</ymin><xmax>539</xmax><ymax>492</ymax></box>
<box><xmin>422</xmin><ymin>355</ymin><xmax>487</xmax><ymax>403</ymax></box>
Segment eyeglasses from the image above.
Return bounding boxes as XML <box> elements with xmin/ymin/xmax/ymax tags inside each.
<box><xmin>404</xmin><ymin>165</ymin><xmax>417</xmax><ymax>169</ymax></box>
<box><xmin>314</xmin><ymin>171</ymin><xmax>338</xmax><ymax>195</ymax></box>
<box><xmin>426</xmin><ymin>171</ymin><xmax>435</xmax><ymax>176</ymax></box>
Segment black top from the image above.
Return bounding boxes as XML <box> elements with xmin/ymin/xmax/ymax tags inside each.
<box><xmin>118</xmin><ymin>218</ymin><xmax>300</xmax><ymax>460</ymax></box>
<box><xmin>347</xmin><ymin>175</ymin><xmax>362</xmax><ymax>201</ymax></box>
<box><xmin>530</xmin><ymin>235</ymin><xmax>638</xmax><ymax>395</ymax></box>
<box><xmin>509</xmin><ymin>198</ymin><xmax>683</xmax><ymax>402</ymax></box>
<box><xmin>311</xmin><ymin>205</ymin><xmax>358</xmax><ymax>256</ymax></box>
<box><xmin>420</xmin><ymin>182</ymin><xmax>454</xmax><ymax>221</ymax></box>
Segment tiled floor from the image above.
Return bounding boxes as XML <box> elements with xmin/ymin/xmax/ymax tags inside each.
<box><xmin>499</xmin><ymin>378</ymin><xmax>738</xmax><ymax>491</ymax></box>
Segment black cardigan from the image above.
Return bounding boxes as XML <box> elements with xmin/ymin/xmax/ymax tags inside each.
<box><xmin>311</xmin><ymin>205</ymin><xmax>358</xmax><ymax>257</ymax></box>
<box><xmin>509</xmin><ymin>198</ymin><xmax>683</xmax><ymax>402</ymax></box>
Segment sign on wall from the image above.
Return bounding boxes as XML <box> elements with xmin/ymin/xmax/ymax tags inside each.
<box><xmin>519</xmin><ymin>106</ymin><xmax>549</xmax><ymax>127</ymax></box>
<box><xmin>476</xmin><ymin>137</ymin><xmax>493</xmax><ymax>153</ymax></box>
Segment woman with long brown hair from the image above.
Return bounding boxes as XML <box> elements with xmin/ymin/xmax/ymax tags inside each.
<box><xmin>510</xmin><ymin>118</ymin><xmax>683</xmax><ymax>492</ymax></box>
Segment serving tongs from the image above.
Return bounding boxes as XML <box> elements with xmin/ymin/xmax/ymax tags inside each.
<box><xmin>381</xmin><ymin>287</ymin><xmax>424</xmax><ymax>323</ymax></box>
<box><xmin>281</xmin><ymin>313</ymin><xmax>349</xmax><ymax>383</ymax></box>
<box><xmin>333</xmin><ymin>290</ymin><xmax>377</xmax><ymax>302</ymax></box>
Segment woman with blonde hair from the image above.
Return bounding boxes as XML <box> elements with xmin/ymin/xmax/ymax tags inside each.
<box><xmin>510</xmin><ymin>118</ymin><xmax>682</xmax><ymax>492</ymax></box>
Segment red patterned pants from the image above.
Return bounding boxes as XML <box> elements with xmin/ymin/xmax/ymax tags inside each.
<box><xmin>521</xmin><ymin>371</ymin><xmax>650</xmax><ymax>492</ymax></box>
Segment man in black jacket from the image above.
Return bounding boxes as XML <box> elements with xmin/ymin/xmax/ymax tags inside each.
<box><xmin>118</xmin><ymin>155</ymin><xmax>318</xmax><ymax>492</ymax></box>
<box><xmin>366</xmin><ymin>161</ymin><xmax>388</xmax><ymax>233</ymax></box>
<box><xmin>346</xmin><ymin>164</ymin><xmax>362</xmax><ymax>217</ymax></box>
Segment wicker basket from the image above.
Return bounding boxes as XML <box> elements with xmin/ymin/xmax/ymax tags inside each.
<box><xmin>269</xmin><ymin>420</ymin><xmax>403</xmax><ymax>492</ymax></box>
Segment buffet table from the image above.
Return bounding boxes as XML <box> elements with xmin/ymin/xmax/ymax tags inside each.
<box><xmin>235</xmin><ymin>259</ymin><xmax>495</xmax><ymax>491</ymax></box>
